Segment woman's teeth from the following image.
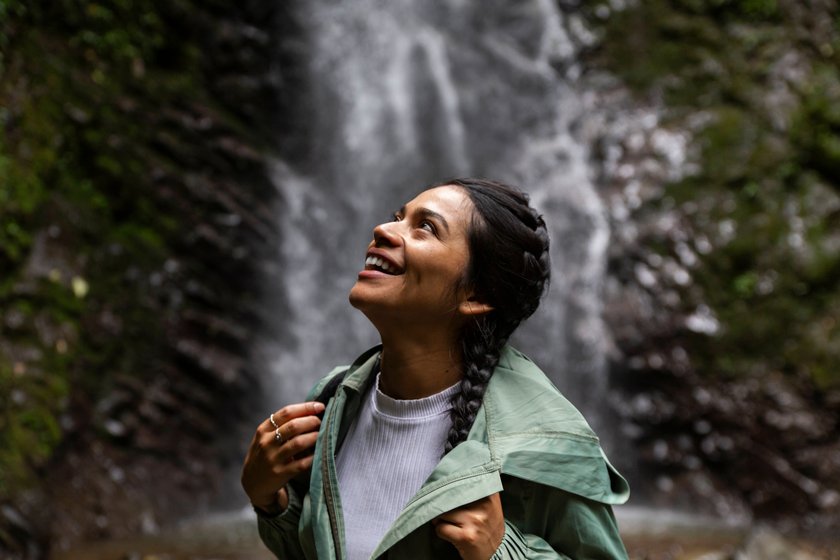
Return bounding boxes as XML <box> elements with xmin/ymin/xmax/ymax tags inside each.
<box><xmin>365</xmin><ymin>255</ymin><xmax>398</xmax><ymax>274</ymax></box>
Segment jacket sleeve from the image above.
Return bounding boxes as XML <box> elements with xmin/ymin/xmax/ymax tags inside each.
<box><xmin>494</xmin><ymin>479</ymin><xmax>628</xmax><ymax>560</ymax></box>
<box><xmin>255</xmin><ymin>474</ymin><xmax>307</xmax><ymax>558</ymax></box>
<box><xmin>255</xmin><ymin>366</ymin><xmax>352</xmax><ymax>559</ymax></box>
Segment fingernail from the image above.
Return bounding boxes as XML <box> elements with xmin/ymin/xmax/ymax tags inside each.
<box><xmin>313</xmin><ymin>402</ymin><xmax>325</xmax><ymax>412</ymax></box>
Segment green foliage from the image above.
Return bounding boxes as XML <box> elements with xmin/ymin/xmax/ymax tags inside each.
<box><xmin>67</xmin><ymin>2</ymin><xmax>165</xmax><ymax>63</ymax></box>
<box><xmin>594</xmin><ymin>0</ymin><xmax>785</xmax><ymax>106</ymax></box>
<box><xmin>673</xmin><ymin>0</ymin><xmax>779</xmax><ymax>19</ymax></box>
<box><xmin>0</xmin><ymin>361</ymin><xmax>66</xmax><ymax>496</ymax></box>
<box><xmin>0</xmin><ymin>172</ymin><xmax>44</xmax><ymax>269</ymax></box>
<box><xmin>592</xmin><ymin>0</ymin><xmax>840</xmax><ymax>388</ymax></box>
<box><xmin>673</xmin><ymin>106</ymin><xmax>840</xmax><ymax>387</ymax></box>
<box><xmin>0</xmin><ymin>279</ymin><xmax>81</xmax><ymax>496</ymax></box>
<box><xmin>792</xmin><ymin>66</ymin><xmax>840</xmax><ymax>185</ymax></box>
<box><xmin>0</xmin><ymin>0</ymin><xmax>216</xmax><ymax>501</ymax></box>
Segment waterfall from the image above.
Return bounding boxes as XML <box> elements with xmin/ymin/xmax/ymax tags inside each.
<box><xmin>268</xmin><ymin>0</ymin><xmax>615</xmax><ymax>448</ymax></box>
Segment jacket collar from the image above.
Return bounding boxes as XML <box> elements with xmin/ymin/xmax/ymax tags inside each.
<box><xmin>333</xmin><ymin>345</ymin><xmax>630</xmax><ymax>556</ymax></box>
<box><xmin>338</xmin><ymin>343</ymin><xmax>382</xmax><ymax>394</ymax></box>
<box><xmin>335</xmin><ymin>344</ymin><xmax>628</xmax><ymax>503</ymax></box>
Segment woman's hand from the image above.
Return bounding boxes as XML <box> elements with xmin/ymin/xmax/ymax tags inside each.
<box><xmin>241</xmin><ymin>401</ymin><xmax>325</xmax><ymax>514</ymax></box>
<box><xmin>433</xmin><ymin>493</ymin><xmax>505</xmax><ymax>560</ymax></box>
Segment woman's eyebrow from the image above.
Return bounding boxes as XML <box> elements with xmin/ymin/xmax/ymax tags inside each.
<box><xmin>399</xmin><ymin>205</ymin><xmax>450</xmax><ymax>233</ymax></box>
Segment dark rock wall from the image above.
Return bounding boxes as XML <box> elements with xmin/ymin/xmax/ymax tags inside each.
<box><xmin>0</xmin><ymin>1</ymin><xmax>297</xmax><ymax>556</ymax></box>
<box><xmin>581</xmin><ymin>0</ymin><xmax>840</xmax><ymax>532</ymax></box>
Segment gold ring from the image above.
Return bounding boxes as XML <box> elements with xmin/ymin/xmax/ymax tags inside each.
<box><xmin>269</xmin><ymin>413</ymin><xmax>279</xmax><ymax>429</ymax></box>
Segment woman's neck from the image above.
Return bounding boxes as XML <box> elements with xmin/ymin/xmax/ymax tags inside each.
<box><xmin>377</xmin><ymin>335</ymin><xmax>462</xmax><ymax>400</ymax></box>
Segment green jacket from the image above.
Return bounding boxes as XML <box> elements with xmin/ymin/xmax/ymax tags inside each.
<box><xmin>258</xmin><ymin>346</ymin><xmax>630</xmax><ymax>559</ymax></box>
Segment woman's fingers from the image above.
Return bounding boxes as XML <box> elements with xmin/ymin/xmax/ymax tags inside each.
<box><xmin>260</xmin><ymin>415</ymin><xmax>321</xmax><ymax>465</ymax></box>
<box><xmin>433</xmin><ymin>517</ymin><xmax>468</xmax><ymax>538</ymax></box>
<box><xmin>433</xmin><ymin>494</ymin><xmax>505</xmax><ymax>560</ymax></box>
<box><xmin>265</xmin><ymin>402</ymin><xmax>325</xmax><ymax>430</ymax></box>
<box><xmin>292</xmin><ymin>452</ymin><xmax>315</xmax><ymax>472</ymax></box>
<box><xmin>242</xmin><ymin>401</ymin><xmax>325</xmax><ymax>510</ymax></box>
<box><xmin>271</xmin><ymin>430</ymin><xmax>320</xmax><ymax>464</ymax></box>
<box><xmin>273</xmin><ymin>414</ymin><xmax>322</xmax><ymax>443</ymax></box>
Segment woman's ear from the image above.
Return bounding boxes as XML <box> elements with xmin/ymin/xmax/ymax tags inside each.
<box><xmin>458</xmin><ymin>296</ymin><xmax>494</xmax><ymax>317</ymax></box>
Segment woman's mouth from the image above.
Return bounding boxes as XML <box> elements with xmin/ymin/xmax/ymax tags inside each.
<box><xmin>364</xmin><ymin>255</ymin><xmax>403</xmax><ymax>275</ymax></box>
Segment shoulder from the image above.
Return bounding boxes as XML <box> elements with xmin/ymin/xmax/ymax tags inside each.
<box><xmin>483</xmin><ymin>346</ymin><xmax>630</xmax><ymax>505</ymax></box>
<box><xmin>486</xmin><ymin>346</ymin><xmax>597</xmax><ymax>440</ymax></box>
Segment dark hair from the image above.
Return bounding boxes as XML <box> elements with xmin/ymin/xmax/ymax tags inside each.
<box><xmin>437</xmin><ymin>178</ymin><xmax>551</xmax><ymax>453</ymax></box>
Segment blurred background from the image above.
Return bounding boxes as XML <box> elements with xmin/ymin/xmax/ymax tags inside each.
<box><xmin>1</xmin><ymin>0</ymin><xmax>839</xmax><ymax>558</ymax></box>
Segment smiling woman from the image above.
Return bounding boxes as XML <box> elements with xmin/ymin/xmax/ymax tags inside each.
<box><xmin>349</xmin><ymin>186</ymin><xmax>479</xmax><ymax>381</ymax></box>
<box><xmin>241</xmin><ymin>178</ymin><xmax>630</xmax><ymax>560</ymax></box>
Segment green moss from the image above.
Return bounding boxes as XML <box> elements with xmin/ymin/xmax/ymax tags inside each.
<box><xmin>0</xmin><ymin>129</ymin><xmax>49</xmax><ymax>269</ymax></box>
<box><xmin>791</xmin><ymin>65</ymin><xmax>840</xmax><ymax>185</ymax></box>
<box><xmin>0</xmin><ymin>354</ymin><xmax>68</xmax><ymax>497</ymax></box>
<box><xmin>591</xmin><ymin>1</ymin><xmax>840</xmax><ymax>389</ymax></box>
<box><xmin>595</xmin><ymin>0</ymin><xmax>787</xmax><ymax>107</ymax></box>
<box><xmin>0</xmin><ymin>0</ymin><xmax>241</xmax><ymax>502</ymax></box>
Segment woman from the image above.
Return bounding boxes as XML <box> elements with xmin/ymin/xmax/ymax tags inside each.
<box><xmin>242</xmin><ymin>178</ymin><xmax>630</xmax><ymax>559</ymax></box>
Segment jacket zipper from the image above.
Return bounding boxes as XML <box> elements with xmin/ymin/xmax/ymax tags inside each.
<box><xmin>321</xmin><ymin>404</ymin><xmax>343</xmax><ymax>559</ymax></box>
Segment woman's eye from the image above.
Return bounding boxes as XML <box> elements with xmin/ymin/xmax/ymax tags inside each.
<box><xmin>391</xmin><ymin>213</ymin><xmax>402</xmax><ymax>222</ymax></box>
<box><xmin>419</xmin><ymin>220</ymin><xmax>435</xmax><ymax>233</ymax></box>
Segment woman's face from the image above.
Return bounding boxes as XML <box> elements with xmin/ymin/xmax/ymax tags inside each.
<box><xmin>349</xmin><ymin>185</ymin><xmax>475</xmax><ymax>329</ymax></box>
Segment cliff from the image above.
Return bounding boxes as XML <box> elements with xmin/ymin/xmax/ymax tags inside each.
<box><xmin>0</xmin><ymin>1</ymin><xmax>293</xmax><ymax>555</ymax></box>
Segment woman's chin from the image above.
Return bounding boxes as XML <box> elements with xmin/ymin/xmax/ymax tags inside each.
<box><xmin>348</xmin><ymin>283</ymin><xmax>380</xmax><ymax>311</ymax></box>
<box><xmin>348</xmin><ymin>288</ymin><xmax>399</xmax><ymax>326</ymax></box>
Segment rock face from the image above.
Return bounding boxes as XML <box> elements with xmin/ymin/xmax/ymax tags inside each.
<box><xmin>579</xmin><ymin>0</ymin><xmax>840</xmax><ymax>533</ymax></box>
<box><xmin>0</xmin><ymin>1</ymin><xmax>293</xmax><ymax>556</ymax></box>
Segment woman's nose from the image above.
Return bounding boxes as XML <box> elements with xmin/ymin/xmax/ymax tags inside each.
<box><xmin>373</xmin><ymin>220</ymin><xmax>402</xmax><ymax>248</ymax></box>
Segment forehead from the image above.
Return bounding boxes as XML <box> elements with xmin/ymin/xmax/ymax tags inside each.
<box><xmin>405</xmin><ymin>185</ymin><xmax>473</xmax><ymax>221</ymax></box>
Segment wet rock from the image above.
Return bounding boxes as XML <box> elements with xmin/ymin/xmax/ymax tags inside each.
<box><xmin>0</xmin><ymin>0</ymin><xmax>289</xmax><ymax>554</ymax></box>
<box><xmin>589</xmin><ymin>0</ymin><xmax>840</xmax><ymax>533</ymax></box>
<box><xmin>0</xmin><ymin>505</ymin><xmax>42</xmax><ymax>559</ymax></box>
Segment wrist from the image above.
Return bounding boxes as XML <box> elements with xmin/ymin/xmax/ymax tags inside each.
<box><xmin>252</xmin><ymin>487</ymin><xmax>288</xmax><ymax>517</ymax></box>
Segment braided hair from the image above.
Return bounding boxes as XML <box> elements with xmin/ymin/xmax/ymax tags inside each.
<box><xmin>438</xmin><ymin>178</ymin><xmax>551</xmax><ymax>453</ymax></box>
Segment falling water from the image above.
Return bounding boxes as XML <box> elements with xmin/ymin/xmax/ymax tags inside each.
<box><xmin>267</xmin><ymin>0</ymin><xmax>614</xmax><ymax>444</ymax></box>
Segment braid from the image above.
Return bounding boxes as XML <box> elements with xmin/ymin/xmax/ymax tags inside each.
<box><xmin>438</xmin><ymin>178</ymin><xmax>551</xmax><ymax>453</ymax></box>
<box><xmin>445</xmin><ymin>323</ymin><xmax>504</xmax><ymax>453</ymax></box>
<box><xmin>518</xmin><ymin>211</ymin><xmax>551</xmax><ymax>319</ymax></box>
